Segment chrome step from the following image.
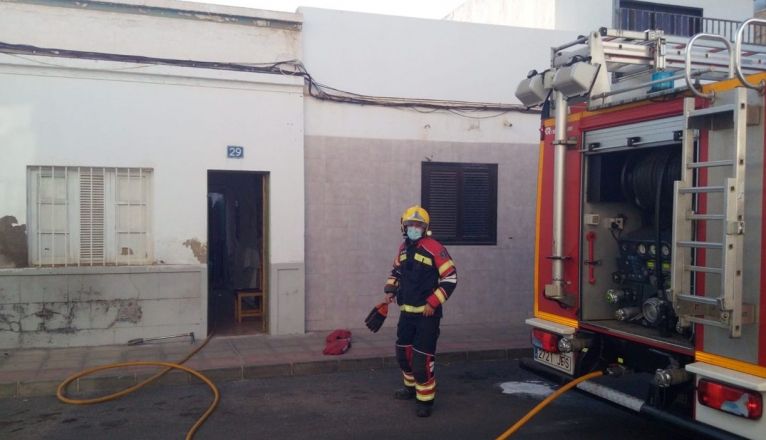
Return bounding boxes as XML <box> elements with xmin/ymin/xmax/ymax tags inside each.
<box><xmin>677</xmin><ymin>240</ymin><xmax>723</xmax><ymax>249</ymax></box>
<box><xmin>678</xmin><ymin>186</ymin><xmax>725</xmax><ymax>194</ymax></box>
<box><xmin>685</xmin><ymin>316</ymin><xmax>730</xmax><ymax>328</ymax></box>
<box><xmin>685</xmin><ymin>265</ymin><xmax>723</xmax><ymax>274</ymax></box>
<box><xmin>687</xmin><ymin>160</ymin><xmax>734</xmax><ymax>169</ymax></box>
<box><xmin>687</xmin><ymin>213</ymin><xmax>724</xmax><ymax>221</ymax></box>
<box><xmin>677</xmin><ymin>294</ymin><xmax>722</xmax><ymax>307</ymax></box>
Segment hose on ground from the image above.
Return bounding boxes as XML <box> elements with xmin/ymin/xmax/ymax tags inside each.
<box><xmin>496</xmin><ymin>370</ymin><xmax>605</xmax><ymax>440</ymax></box>
<box><xmin>56</xmin><ymin>336</ymin><xmax>218</xmax><ymax>440</ymax></box>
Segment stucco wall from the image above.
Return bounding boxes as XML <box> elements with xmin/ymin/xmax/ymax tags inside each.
<box><xmin>299</xmin><ymin>7</ymin><xmax>580</xmax><ymax>109</ymax></box>
<box><xmin>304</xmin><ymin>135</ymin><xmax>538</xmax><ymax>331</ymax></box>
<box><xmin>0</xmin><ymin>57</ymin><xmax>304</xmax><ymax>266</ymax></box>
<box><xmin>0</xmin><ymin>0</ymin><xmax>301</xmax><ymax>63</ymax></box>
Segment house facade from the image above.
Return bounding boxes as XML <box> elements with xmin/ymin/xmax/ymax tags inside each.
<box><xmin>0</xmin><ymin>0</ymin><xmax>306</xmax><ymax>346</ymax></box>
<box><xmin>0</xmin><ymin>0</ymin><xmax>756</xmax><ymax>348</ymax></box>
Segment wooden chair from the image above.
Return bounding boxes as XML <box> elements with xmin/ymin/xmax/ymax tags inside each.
<box><xmin>235</xmin><ymin>288</ymin><xmax>264</xmax><ymax>327</ymax></box>
<box><xmin>234</xmin><ymin>258</ymin><xmax>266</xmax><ymax>331</ymax></box>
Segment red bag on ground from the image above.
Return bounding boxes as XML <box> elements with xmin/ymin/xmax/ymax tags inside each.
<box><xmin>323</xmin><ymin>329</ymin><xmax>352</xmax><ymax>355</ymax></box>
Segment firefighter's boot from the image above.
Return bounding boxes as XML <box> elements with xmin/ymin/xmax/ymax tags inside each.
<box><xmin>393</xmin><ymin>386</ymin><xmax>416</xmax><ymax>400</ymax></box>
<box><xmin>416</xmin><ymin>402</ymin><xmax>432</xmax><ymax>417</ymax></box>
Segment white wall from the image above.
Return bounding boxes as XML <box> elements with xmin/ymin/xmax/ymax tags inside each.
<box><xmin>0</xmin><ymin>0</ymin><xmax>301</xmax><ymax>63</ymax></box>
<box><xmin>0</xmin><ymin>56</ymin><xmax>304</xmax><ymax>266</ymax></box>
<box><xmin>554</xmin><ymin>0</ymin><xmax>613</xmax><ymax>31</ymax></box>
<box><xmin>300</xmin><ymin>7</ymin><xmax>578</xmax><ymax>141</ymax></box>
<box><xmin>0</xmin><ymin>0</ymin><xmax>305</xmax><ymax>267</ymax></box>
<box><xmin>305</xmin><ymin>97</ymin><xmax>541</xmax><ymax>144</ymax></box>
<box><xmin>445</xmin><ymin>0</ymin><xmax>557</xmax><ymax>28</ymax></box>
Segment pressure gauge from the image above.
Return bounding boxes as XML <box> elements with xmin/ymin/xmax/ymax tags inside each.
<box><xmin>649</xmin><ymin>244</ymin><xmax>657</xmax><ymax>256</ymax></box>
<box><xmin>637</xmin><ymin>244</ymin><xmax>647</xmax><ymax>255</ymax></box>
<box><xmin>661</xmin><ymin>245</ymin><xmax>670</xmax><ymax>257</ymax></box>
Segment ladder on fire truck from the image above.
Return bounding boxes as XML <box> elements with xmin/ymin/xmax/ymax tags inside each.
<box><xmin>671</xmin><ymin>90</ymin><xmax>754</xmax><ymax>338</ymax></box>
<box><xmin>668</xmin><ymin>19</ymin><xmax>766</xmax><ymax>338</ymax></box>
<box><xmin>553</xmin><ymin>21</ymin><xmax>766</xmax><ymax>337</ymax></box>
<box><xmin>566</xmin><ymin>26</ymin><xmax>766</xmax><ymax>109</ymax></box>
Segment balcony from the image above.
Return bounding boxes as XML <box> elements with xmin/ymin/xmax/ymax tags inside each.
<box><xmin>616</xmin><ymin>7</ymin><xmax>764</xmax><ymax>45</ymax></box>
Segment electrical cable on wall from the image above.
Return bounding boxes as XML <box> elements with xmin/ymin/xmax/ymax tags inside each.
<box><xmin>0</xmin><ymin>41</ymin><xmax>538</xmax><ymax>118</ymax></box>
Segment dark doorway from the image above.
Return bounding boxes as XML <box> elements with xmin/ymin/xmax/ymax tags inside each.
<box><xmin>207</xmin><ymin>171</ymin><xmax>268</xmax><ymax>336</ymax></box>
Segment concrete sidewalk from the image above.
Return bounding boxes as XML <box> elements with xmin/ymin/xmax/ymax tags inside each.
<box><xmin>0</xmin><ymin>323</ymin><xmax>531</xmax><ymax>399</ymax></box>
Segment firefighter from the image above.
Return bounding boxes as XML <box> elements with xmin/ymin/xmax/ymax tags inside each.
<box><xmin>384</xmin><ymin>205</ymin><xmax>458</xmax><ymax>417</ymax></box>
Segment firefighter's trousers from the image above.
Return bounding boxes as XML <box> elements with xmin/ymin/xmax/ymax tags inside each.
<box><xmin>395</xmin><ymin>312</ymin><xmax>440</xmax><ymax>405</ymax></box>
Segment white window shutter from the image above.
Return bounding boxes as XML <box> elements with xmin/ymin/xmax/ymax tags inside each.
<box><xmin>79</xmin><ymin>168</ymin><xmax>105</xmax><ymax>265</ymax></box>
<box><xmin>36</xmin><ymin>167</ymin><xmax>71</xmax><ymax>265</ymax></box>
<box><xmin>115</xmin><ymin>169</ymin><xmax>150</xmax><ymax>264</ymax></box>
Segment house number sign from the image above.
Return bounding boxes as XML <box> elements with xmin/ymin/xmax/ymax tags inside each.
<box><xmin>227</xmin><ymin>145</ymin><xmax>244</xmax><ymax>159</ymax></box>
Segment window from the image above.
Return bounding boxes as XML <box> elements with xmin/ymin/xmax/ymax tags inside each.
<box><xmin>421</xmin><ymin>162</ymin><xmax>497</xmax><ymax>245</ymax></box>
<box><xmin>618</xmin><ymin>1</ymin><xmax>702</xmax><ymax>37</ymax></box>
<box><xmin>28</xmin><ymin>166</ymin><xmax>152</xmax><ymax>266</ymax></box>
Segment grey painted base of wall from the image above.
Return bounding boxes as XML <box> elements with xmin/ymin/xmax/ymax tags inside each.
<box><xmin>270</xmin><ymin>262</ymin><xmax>306</xmax><ymax>335</ymax></box>
<box><xmin>0</xmin><ymin>265</ymin><xmax>206</xmax><ymax>349</ymax></box>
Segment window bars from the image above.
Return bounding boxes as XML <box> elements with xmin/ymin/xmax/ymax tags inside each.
<box><xmin>29</xmin><ymin>166</ymin><xmax>152</xmax><ymax>267</ymax></box>
<box><xmin>616</xmin><ymin>7</ymin><xmax>766</xmax><ymax>45</ymax></box>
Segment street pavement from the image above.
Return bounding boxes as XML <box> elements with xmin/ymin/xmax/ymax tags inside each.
<box><xmin>0</xmin><ymin>323</ymin><xmax>529</xmax><ymax>398</ymax></box>
<box><xmin>0</xmin><ymin>359</ymin><xmax>695</xmax><ymax>440</ymax></box>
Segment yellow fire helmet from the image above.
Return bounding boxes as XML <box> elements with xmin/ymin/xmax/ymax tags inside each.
<box><xmin>401</xmin><ymin>205</ymin><xmax>430</xmax><ymax>230</ymax></box>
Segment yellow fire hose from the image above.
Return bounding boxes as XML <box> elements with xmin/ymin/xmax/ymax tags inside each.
<box><xmin>496</xmin><ymin>370</ymin><xmax>605</xmax><ymax>440</ymax></box>
<box><xmin>56</xmin><ymin>335</ymin><xmax>219</xmax><ymax>440</ymax></box>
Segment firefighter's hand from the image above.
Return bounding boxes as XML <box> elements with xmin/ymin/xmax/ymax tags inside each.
<box><xmin>384</xmin><ymin>293</ymin><xmax>395</xmax><ymax>304</ymax></box>
<box><xmin>423</xmin><ymin>304</ymin><xmax>435</xmax><ymax>317</ymax></box>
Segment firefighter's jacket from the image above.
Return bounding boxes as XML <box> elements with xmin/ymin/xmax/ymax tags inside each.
<box><xmin>386</xmin><ymin>237</ymin><xmax>457</xmax><ymax>317</ymax></box>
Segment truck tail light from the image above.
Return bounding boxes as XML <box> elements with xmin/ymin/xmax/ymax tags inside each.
<box><xmin>698</xmin><ymin>379</ymin><xmax>763</xmax><ymax>420</ymax></box>
<box><xmin>531</xmin><ymin>328</ymin><xmax>560</xmax><ymax>353</ymax></box>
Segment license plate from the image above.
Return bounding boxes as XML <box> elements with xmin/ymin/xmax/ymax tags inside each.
<box><xmin>534</xmin><ymin>348</ymin><xmax>574</xmax><ymax>375</ymax></box>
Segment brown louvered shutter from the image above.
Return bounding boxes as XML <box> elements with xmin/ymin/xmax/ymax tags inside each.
<box><xmin>423</xmin><ymin>165</ymin><xmax>459</xmax><ymax>241</ymax></box>
<box><xmin>422</xmin><ymin>162</ymin><xmax>497</xmax><ymax>245</ymax></box>
<box><xmin>462</xmin><ymin>165</ymin><xmax>496</xmax><ymax>242</ymax></box>
<box><xmin>80</xmin><ymin>168</ymin><xmax>105</xmax><ymax>264</ymax></box>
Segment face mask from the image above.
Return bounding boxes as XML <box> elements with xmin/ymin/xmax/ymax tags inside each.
<box><xmin>406</xmin><ymin>226</ymin><xmax>423</xmax><ymax>241</ymax></box>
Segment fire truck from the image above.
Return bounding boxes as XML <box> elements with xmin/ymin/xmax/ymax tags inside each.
<box><xmin>516</xmin><ymin>20</ymin><xmax>766</xmax><ymax>439</ymax></box>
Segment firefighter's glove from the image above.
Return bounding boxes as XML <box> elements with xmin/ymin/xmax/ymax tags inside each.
<box><xmin>364</xmin><ymin>302</ymin><xmax>388</xmax><ymax>333</ymax></box>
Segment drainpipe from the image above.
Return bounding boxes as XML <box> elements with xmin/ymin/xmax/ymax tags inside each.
<box><xmin>545</xmin><ymin>91</ymin><xmax>569</xmax><ymax>301</ymax></box>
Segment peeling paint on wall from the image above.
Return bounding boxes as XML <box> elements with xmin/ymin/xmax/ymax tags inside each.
<box><xmin>0</xmin><ymin>216</ymin><xmax>28</xmax><ymax>268</ymax></box>
<box><xmin>0</xmin><ymin>266</ymin><xmax>204</xmax><ymax>348</ymax></box>
<box><xmin>115</xmin><ymin>300</ymin><xmax>142</xmax><ymax>323</ymax></box>
<box><xmin>35</xmin><ymin>303</ymin><xmax>77</xmax><ymax>334</ymax></box>
<box><xmin>0</xmin><ymin>308</ymin><xmax>21</xmax><ymax>332</ymax></box>
<box><xmin>0</xmin><ymin>299</ymin><xmax>145</xmax><ymax>335</ymax></box>
<box><xmin>183</xmin><ymin>238</ymin><xmax>208</xmax><ymax>263</ymax></box>
<box><xmin>33</xmin><ymin>306</ymin><xmax>55</xmax><ymax>320</ymax></box>
<box><xmin>0</xmin><ymin>302</ymin><xmax>79</xmax><ymax>334</ymax></box>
